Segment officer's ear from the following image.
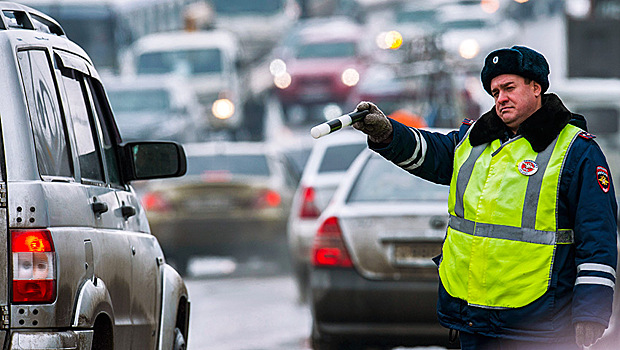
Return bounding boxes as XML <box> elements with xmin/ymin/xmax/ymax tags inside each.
<box><xmin>531</xmin><ymin>80</ymin><xmax>542</xmax><ymax>98</ymax></box>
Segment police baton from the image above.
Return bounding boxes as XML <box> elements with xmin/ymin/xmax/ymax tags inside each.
<box><xmin>310</xmin><ymin>110</ymin><xmax>369</xmax><ymax>139</ymax></box>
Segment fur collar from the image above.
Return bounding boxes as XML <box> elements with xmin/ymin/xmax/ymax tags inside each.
<box><xmin>469</xmin><ymin>93</ymin><xmax>573</xmax><ymax>152</ymax></box>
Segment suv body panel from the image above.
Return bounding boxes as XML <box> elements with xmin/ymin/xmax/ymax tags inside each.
<box><xmin>0</xmin><ymin>3</ymin><xmax>190</xmax><ymax>349</ymax></box>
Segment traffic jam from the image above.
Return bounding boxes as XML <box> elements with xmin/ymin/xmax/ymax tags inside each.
<box><xmin>0</xmin><ymin>0</ymin><xmax>618</xmax><ymax>350</ymax></box>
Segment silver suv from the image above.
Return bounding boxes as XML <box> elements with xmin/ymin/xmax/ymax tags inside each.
<box><xmin>0</xmin><ymin>3</ymin><xmax>190</xmax><ymax>349</ymax></box>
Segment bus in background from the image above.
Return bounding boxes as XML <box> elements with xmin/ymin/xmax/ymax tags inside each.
<box><xmin>18</xmin><ymin>0</ymin><xmax>132</xmax><ymax>74</ymax></box>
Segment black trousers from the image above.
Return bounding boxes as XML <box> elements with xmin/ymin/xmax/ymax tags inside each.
<box><xmin>459</xmin><ymin>332</ymin><xmax>581</xmax><ymax>350</ymax></box>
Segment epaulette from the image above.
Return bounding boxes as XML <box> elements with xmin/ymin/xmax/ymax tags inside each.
<box><xmin>578</xmin><ymin>131</ymin><xmax>596</xmax><ymax>140</ymax></box>
<box><xmin>462</xmin><ymin>118</ymin><xmax>474</xmax><ymax>126</ymax></box>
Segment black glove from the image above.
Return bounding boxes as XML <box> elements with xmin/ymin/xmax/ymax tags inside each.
<box><xmin>575</xmin><ymin>321</ymin><xmax>606</xmax><ymax>347</ymax></box>
<box><xmin>352</xmin><ymin>101</ymin><xmax>393</xmax><ymax>143</ymax></box>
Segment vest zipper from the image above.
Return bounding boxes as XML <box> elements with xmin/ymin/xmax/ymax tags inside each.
<box><xmin>491</xmin><ymin>135</ymin><xmax>523</xmax><ymax>156</ymax></box>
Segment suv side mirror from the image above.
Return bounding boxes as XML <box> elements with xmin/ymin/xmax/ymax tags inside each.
<box><xmin>120</xmin><ymin>141</ymin><xmax>187</xmax><ymax>182</ymax></box>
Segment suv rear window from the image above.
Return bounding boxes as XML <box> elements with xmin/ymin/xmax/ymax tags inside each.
<box><xmin>17</xmin><ymin>49</ymin><xmax>72</xmax><ymax>178</ymax></box>
<box><xmin>318</xmin><ymin>143</ymin><xmax>365</xmax><ymax>173</ymax></box>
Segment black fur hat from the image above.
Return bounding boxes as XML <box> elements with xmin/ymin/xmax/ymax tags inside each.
<box><xmin>480</xmin><ymin>46</ymin><xmax>549</xmax><ymax>95</ymax></box>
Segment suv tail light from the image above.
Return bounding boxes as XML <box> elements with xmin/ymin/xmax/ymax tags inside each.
<box><xmin>299</xmin><ymin>186</ymin><xmax>320</xmax><ymax>219</ymax></box>
<box><xmin>11</xmin><ymin>229</ymin><xmax>56</xmax><ymax>303</ymax></box>
<box><xmin>311</xmin><ymin>216</ymin><xmax>353</xmax><ymax>267</ymax></box>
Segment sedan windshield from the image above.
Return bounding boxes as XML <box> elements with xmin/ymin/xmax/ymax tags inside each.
<box><xmin>187</xmin><ymin>155</ymin><xmax>270</xmax><ymax>176</ymax></box>
<box><xmin>107</xmin><ymin>89</ymin><xmax>170</xmax><ymax>113</ymax></box>
<box><xmin>318</xmin><ymin>143</ymin><xmax>366</xmax><ymax>173</ymax></box>
<box><xmin>211</xmin><ymin>0</ymin><xmax>284</xmax><ymax>14</ymax></box>
<box><xmin>347</xmin><ymin>156</ymin><xmax>448</xmax><ymax>202</ymax></box>
<box><xmin>441</xmin><ymin>19</ymin><xmax>488</xmax><ymax>31</ymax></box>
<box><xmin>396</xmin><ymin>9</ymin><xmax>436</xmax><ymax>24</ymax></box>
<box><xmin>137</xmin><ymin>49</ymin><xmax>222</xmax><ymax>75</ymax></box>
<box><xmin>296</xmin><ymin>41</ymin><xmax>357</xmax><ymax>59</ymax></box>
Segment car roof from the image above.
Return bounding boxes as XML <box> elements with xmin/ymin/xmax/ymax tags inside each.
<box><xmin>133</xmin><ymin>30</ymin><xmax>240</xmax><ymax>55</ymax></box>
<box><xmin>296</xmin><ymin>18</ymin><xmax>364</xmax><ymax>44</ymax></box>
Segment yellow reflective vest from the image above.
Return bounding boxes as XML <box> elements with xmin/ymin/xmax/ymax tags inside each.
<box><xmin>439</xmin><ymin>123</ymin><xmax>582</xmax><ymax>308</ymax></box>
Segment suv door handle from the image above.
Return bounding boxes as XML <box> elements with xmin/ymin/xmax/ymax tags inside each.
<box><xmin>91</xmin><ymin>201</ymin><xmax>108</xmax><ymax>215</ymax></box>
<box><xmin>121</xmin><ymin>205</ymin><xmax>136</xmax><ymax>219</ymax></box>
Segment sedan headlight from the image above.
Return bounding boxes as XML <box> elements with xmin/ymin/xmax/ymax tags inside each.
<box><xmin>274</xmin><ymin>72</ymin><xmax>292</xmax><ymax>89</ymax></box>
<box><xmin>212</xmin><ymin>98</ymin><xmax>235</xmax><ymax>120</ymax></box>
<box><xmin>341</xmin><ymin>68</ymin><xmax>360</xmax><ymax>87</ymax></box>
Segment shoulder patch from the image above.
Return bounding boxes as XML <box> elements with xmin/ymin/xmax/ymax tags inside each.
<box><xmin>579</xmin><ymin>131</ymin><xmax>596</xmax><ymax>140</ymax></box>
<box><xmin>597</xmin><ymin>166</ymin><xmax>610</xmax><ymax>193</ymax></box>
<box><xmin>462</xmin><ymin>118</ymin><xmax>474</xmax><ymax>126</ymax></box>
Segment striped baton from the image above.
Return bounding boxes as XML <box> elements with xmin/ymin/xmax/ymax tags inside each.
<box><xmin>310</xmin><ymin>110</ymin><xmax>369</xmax><ymax>139</ymax></box>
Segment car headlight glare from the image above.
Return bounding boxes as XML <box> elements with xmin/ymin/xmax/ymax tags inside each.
<box><xmin>269</xmin><ymin>59</ymin><xmax>287</xmax><ymax>76</ymax></box>
<box><xmin>274</xmin><ymin>72</ymin><xmax>292</xmax><ymax>89</ymax></box>
<box><xmin>212</xmin><ymin>98</ymin><xmax>235</xmax><ymax>119</ymax></box>
<box><xmin>341</xmin><ymin>68</ymin><xmax>360</xmax><ymax>87</ymax></box>
<box><xmin>459</xmin><ymin>39</ymin><xmax>480</xmax><ymax>59</ymax></box>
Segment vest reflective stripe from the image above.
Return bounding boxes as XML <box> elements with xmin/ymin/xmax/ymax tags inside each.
<box><xmin>453</xmin><ymin>143</ymin><xmax>487</xmax><ymax>218</ymax></box>
<box><xmin>521</xmin><ymin>136</ymin><xmax>558</xmax><ymax>229</ymax></box>
<box><xmin>440</xmin><ymin>123</ymin><xmax>582</xmax><ymax>308</ymax></box>
<box><xmin>449</xmin><ymin>216</ymin><xmax>574</xmax><ymax>245</ymax></box>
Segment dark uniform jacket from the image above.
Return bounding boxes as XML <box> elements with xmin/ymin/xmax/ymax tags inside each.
<box><xmin>369</xmin><ymin>93</ymin><xmax>618</xmax><ymax>342</ymax></box>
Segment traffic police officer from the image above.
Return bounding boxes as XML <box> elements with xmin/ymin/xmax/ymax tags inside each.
<box><xmin>353</xmin><ymin>46</ymin><xmax>618</xmax><ymax>349</ymax></box>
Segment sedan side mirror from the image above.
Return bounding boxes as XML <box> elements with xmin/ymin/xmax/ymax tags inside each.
<box><xmin>119</xmin><ymin>141</ymin><xmax>187</xmax><ymax>182</ymax></box>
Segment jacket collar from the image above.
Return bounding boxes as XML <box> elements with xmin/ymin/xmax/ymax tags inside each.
<box><xmin>469</xmin><ymin>93</ymin><xmax>573</xmax><ymax>152</ymax></box>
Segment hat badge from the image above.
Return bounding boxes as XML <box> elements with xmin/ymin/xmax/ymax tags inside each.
<box><xmin>493</xmin><ymin>56</ymin><xmax>499</xmax><ymax>64</ymax></box>
<box><xmin>518</xmin><ymin>160</ymin><xmax>538</xmax><ymax>176</ymax></box>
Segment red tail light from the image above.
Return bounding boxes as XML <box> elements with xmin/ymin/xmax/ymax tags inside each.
<box><xmin>11</xmin><ymin>229</ymin><xmax>56</xmax><ymax>303</ymax></box>
<box><xmin>142</xmin><ymin>191</ymin><xmax>171</xmax><ymax>212</ymax></box>
<box><xmin>255</xmin><ymin>189</ymin><xmax>281</xmax><ymax>208</ymax></box>
<box><xmin>299</xmin><ymin>186</ymin><xmax>320</xmax><ymax>219</ymax></box>
<box><xmin>311</xmin><ymin>216</ymin><xmax>353</xmax><ymax>267</ymax></box>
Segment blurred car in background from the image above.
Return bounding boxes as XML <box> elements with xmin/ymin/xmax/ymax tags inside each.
<box><xmin>208</xmin><ymin>0</ymin><xmax>300</xmax><ymax>62</ymax></box>
<box><xmin>348</xmin><ymin>64</ymin><xmax>425</xmax><ymax>121</ymax></box>
<box><xmin>127</xmin><ymin>30</ymin><xmax>245</xmax><ymax>134</ymax></box>
<box><xmin>437</xmin><ymin>1</ymin><xmax>519</xmax><ymax>69</ymax></box>
<box><xmin>105</xmin><ymin>75</ymin><xmax>205</xmax><ymax>142</ymax></box>
<box><xmin>366</xmin><ymin>1</ymin><xmax>444</xmax><ymax>65</ymax></box>
<box><xmin>310</xmin><ymin>147</ymin><xmax>455</xmax><ymax>349</ymax></box>
<box><xmin>273</xmin><ymin>17</ymin><xmax>369</xmax><ymax>111</ymax></box>
<box><xmin>142</xmin><ymin>141</ymin><xmax>299</xmax><ymax>275</ymax></box>
<box><xmin>287</xmin><ymin>130</ymin><xmax>366</xmax><ymax>302</ymax></box>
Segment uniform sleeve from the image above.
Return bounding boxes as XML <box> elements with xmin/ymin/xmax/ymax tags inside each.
<box><xmin>368</xmin><ymin>119</ymin><xmax>465</xmax><ymax>185</ymax></box>
<box><xmin>568</xmin><ymin>139</ymin><xmax>618</xmax><ymax>326</ymax></box>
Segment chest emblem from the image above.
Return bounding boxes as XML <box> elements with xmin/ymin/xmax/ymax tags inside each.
<box><xmin>518</xmin><ymin>160</ymin><xmax>538</xmax><ymax>176</ymax></box>
<box><xmin>597</xmin><ymin>166</ymin><xmax>610</xmax><ymax>193</ymax></box>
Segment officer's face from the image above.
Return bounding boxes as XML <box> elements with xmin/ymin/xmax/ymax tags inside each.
<box><xmin>490</xmin><ymin>74</ymin><xmax>542</xmax><ymax>133</ymax></box>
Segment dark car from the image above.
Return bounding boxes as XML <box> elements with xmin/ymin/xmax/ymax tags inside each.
<box><xmin>141</xmin><ymin>142</ymin><xmax>299</xmax><ymax>275</ymax></box>
<box><xmin>309</xmin><ymin>147</ymin><xmax>457</xmax><ymax>350</ymax></box>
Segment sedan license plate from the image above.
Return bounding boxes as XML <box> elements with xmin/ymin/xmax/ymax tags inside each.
<box><xmin>392</xmin><ymin>243</ymin><xmax>441</xmax><ymax>267</ymax></box>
